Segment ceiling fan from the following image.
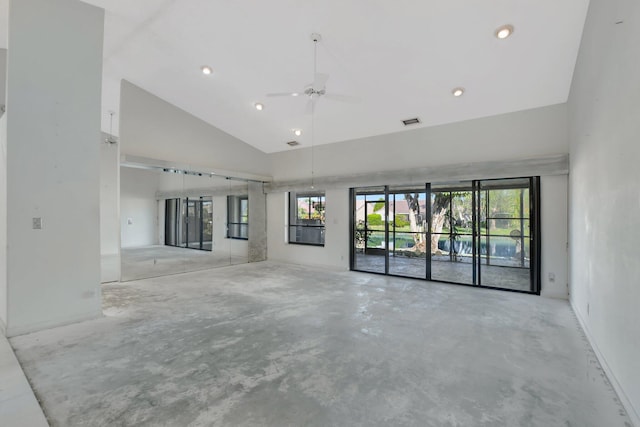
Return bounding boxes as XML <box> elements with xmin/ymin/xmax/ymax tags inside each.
<box><xmin>266</xmin><ymin>33</ymin><xmax>357</xmax><ymax>113</ymax></box>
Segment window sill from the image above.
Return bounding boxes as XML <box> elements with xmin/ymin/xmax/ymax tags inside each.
<box><xmin>288</xmin><ymin>241</ymin><xmax>325</xmax><ymax>247</ymax></box>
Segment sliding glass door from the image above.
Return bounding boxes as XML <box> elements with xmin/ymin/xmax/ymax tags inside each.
<box><xmin>430</xmin><ymin>186</ymin><xmax>475</xmax><ymax>285</ymax></box>
<box><xmin>350</xmin><ymin>177</ymin><xmax>540</xmax><ymax>294</ymax></box>
<box><xmin>388</xmin><ymin>187</ymin><xmax>427</xmax><ymax>279</ymax></box>
<box><xmin>353</xmin><ymin>187</ymin><xmax>388</xmax><ymax>274</ymax></box>
<box><xmin>476</xmin><ymin>178</ymin><xmax>537</xmax><ymax>292</ymax></box>
<box><xmin>165</xmin><ymin>197</ymin><xmax>213</xmax><ymax>251</ymax></box>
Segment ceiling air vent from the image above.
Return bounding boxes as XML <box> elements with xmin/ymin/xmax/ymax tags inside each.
<box><xmin>402</xmin><ymin>117</ymin><xmax>421</xmax><ymax>126</ymax></box>
<box><xmin>286</xmin><ymin>141</ymin><xmax>300</xmax><ymax>147</ymax></box>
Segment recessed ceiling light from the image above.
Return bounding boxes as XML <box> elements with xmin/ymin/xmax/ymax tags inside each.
<box><xmin>291</xmin><ymin>93</ymin><xmax>299</xmax><ymax>97</ymax></box>
<box><xmin>402</xmin><ymin>118</ymin><xmax>421</xmax><ymax>126</ymax></box>
<box><xmin>287</xmin><ymin>141</ymin><xmax>300</xmax><ymax>147</ymax></box>
<box><xmin>452</xmin><ymin>87</ymin><xmax>465</xmax><ymax>97</ymax></box>
<box><xmin>201</xmin><ymin>66</ymin><xmax>213</xmax><ymax>75</ymax></box>
<box><xmin>495</xmin><ymin>25</ymin><xmax>514</xmax><ymax>40</ymax></box>
<box><xmin>294</xmin><ymin>129</ymin><xmax>302</xmax><ymax>136</ymax></box>
<box><xmin>254</xmin><ymin>103</ymin><xmax>264</xmax><ymax>111</ymax></box>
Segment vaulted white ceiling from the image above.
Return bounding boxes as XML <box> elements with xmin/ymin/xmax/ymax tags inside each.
<box><xmin>1</xmin><ymin>0</ymin><xmax>590</xmax><ymax>153</ymax></box>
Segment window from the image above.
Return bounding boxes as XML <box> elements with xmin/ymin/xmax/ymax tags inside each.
<box><xmin>227</xmin><ymin>195</ymin><xmax>248</xmax><ymax>239</ymax></box>
<box><xmin>289</xmin><ymin>192</ymin><xmax>325</xmax><ymax>246</ymax></box>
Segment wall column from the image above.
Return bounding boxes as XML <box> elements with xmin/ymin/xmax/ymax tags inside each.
<box><xmin>4</xmin><ymin>0</ymin><xmax>104</xmax><ymax>336</ymax></box>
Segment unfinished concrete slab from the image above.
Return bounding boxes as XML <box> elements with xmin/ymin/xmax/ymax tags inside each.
<box><xmin>11</xmin><ymin>262</ymin><xmax>631</xmax><ymax>426</ymax></box>
<box><xmin>356</xmin><ymin>254</ymin><xmax>531</xmax><ymax>291</ymax></box>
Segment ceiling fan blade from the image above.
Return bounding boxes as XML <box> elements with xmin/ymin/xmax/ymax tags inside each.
<box><xmin>313</xmin><ymin>73</ymin><xmax>329</xmax><ymax>89</ymax></box>
<box><xmin>324</xmin><ymin>93</ymin><xmax>360</xmax><ymax>103</ymax></box>
<box><xmin>266</xmin><ymin>92</ymin><xmax>300</xmax><ymax>98</ymax></box>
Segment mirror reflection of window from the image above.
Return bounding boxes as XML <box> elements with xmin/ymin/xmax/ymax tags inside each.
<box><xmin>227</xmin><ymin>195</ymin><xmax>248</xmax><ymax>240</ymax></box>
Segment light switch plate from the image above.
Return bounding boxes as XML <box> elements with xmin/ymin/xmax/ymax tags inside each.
<box><xmin>32</xmin><ymin>217</ymin><xmax>42</xmax><ymax>229</ymax></box>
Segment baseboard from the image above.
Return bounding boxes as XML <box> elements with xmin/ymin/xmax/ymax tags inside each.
<box><xmin>571</xmin><ymin>300</ymin><xmax>640</xmax><ymax>427</ymax></box>
<box><xmin>6</xmin><ymin>310</ymin><xmax>103</xmax><ymax>338</ymax></box>
<box><xmin>266</xmin><ymin>257</ymin><xmax>350</xmax><ymax>272</ymax></box>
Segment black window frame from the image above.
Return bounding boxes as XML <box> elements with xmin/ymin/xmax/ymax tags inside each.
<box><xmin>227</xmin><ymin>195</ymin><xmax>248</xmax><ymax>240</ymax></box>
<box><xmin>288</xmin><ymin>191</ymin><xmax>326</xmax><ymax>246</ymax></box>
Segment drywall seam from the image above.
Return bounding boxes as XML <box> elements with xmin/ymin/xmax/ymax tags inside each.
<box><xmin>571</xmin><ymin>300</ymin><xmax>640</xmax><ymax>427</ymax></box>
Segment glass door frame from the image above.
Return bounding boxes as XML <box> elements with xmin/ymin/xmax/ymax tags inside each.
<box><xmin>165</xmin><ymin>196</ymin><xmax>213</xmax><ymax>252</ymax></box>
<box><xmin>350</xmin><ymin>177</ymin><xmax>541</xmax><ymax>295</ymax></box>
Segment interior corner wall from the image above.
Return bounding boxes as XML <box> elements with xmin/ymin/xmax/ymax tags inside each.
<box><xmin>0</xmin><ymin>104</ymin><xmax>7</xmax><ymax>333</ymax></box>
<box><xmin>0</xmin><ymin>48</ymin><xmax>6</xmax><ymax>108</ymax></box>
<box><xmin>119</xmin><ymin>80</ymin><xmax>271</xmax><ymax>177</ymax></box>
<box><xmin>567</xmin><ymin>0</ymin><xmax>640</xmax><ymax>423</ymax></box>
<box><xmin>5</xmin><ymin>0</ymin><xmax>104</xmax><ymax>336</ymax></box>
<box><xmin>1</xmin><ymin>48</ymin><xmax>7</xmax><ymax>332</ymax></box>
<box><xmin>120</xmin><ymin>167</ymin><xmax>159</xmax><ymax>248</ymax></box>
<box><xmin>540</xmin><ymin>175</ymin><xmax>569</xmax><ymax>299</ymax></box>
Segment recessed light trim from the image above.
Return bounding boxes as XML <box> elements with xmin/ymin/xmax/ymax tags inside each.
<box><xmin>293</xmin><ymin>129</ymin><xmax>302</xmax><ymax>136</ymax></box>
<box><xmin>495</xmin><ymin>25</ymin><xmax>514</xmax><ymax>40</ymax></box>
<box><xmin>452</xmin><ymin>87</ymin><xmax>465</xmax><ymax>97</ymax></box>
<box><xmin>201</xmin><ymin>65</ymin><xmax>213</xmax><ymax>75</ymax></box>
<box><xmin>254</xmin><ymin>103</ymin><xmax>264</xmax><ymax>111</ymax></box>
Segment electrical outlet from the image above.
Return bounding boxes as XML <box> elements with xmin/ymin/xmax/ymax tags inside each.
<box><xmin>32</xmin><ymin>217</ymin><xmax>42</xmax><ymax>229</ymax></box>
<box><xmin>548</xmin><ymin>272</ymin><xmax>555</xmax><ymax>282</ymax></box>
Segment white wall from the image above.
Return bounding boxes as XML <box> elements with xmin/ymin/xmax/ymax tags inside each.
<box><xmin>5</xmin><ymin>0</ymin><xmax>104</xmax><ymax>336</ymax></box>
<box><xmin>270</xmin><ymin>104</ymin><xmax>568</xmax><ymax>182</ymax></box>
<box><xmin>119</xmin><ymin>80</ymin><xmax>270</xmax><ymax>177</ymax></box>
<box><xmin>0</xmin><ymin>49</ymin><xmax>6</xmax><ymax>332</ymax></box>
<box><xmin>540</xmin><ymin>175</ymin><xmax>569</xmax><ymax>299</ymax></box>
<box><xmin>0</xmin><ymin>48</ymin><xmax>6</xmax><ymax>110</ymax></box>
<box><xmin>568</xmin><ymin>0</ymin><xmax>640</xmax><ymax>423</ymax></box>
<box><xmin>120</xmin><ymin>167</ymin><xmax>159</xmax><ymax>248</ymax></box>
<box><xmin>268</xmin><ymin>189</ymin><xmax>350</xmax><ymax>270</ymax></box>
<box><xmin>266</xmin><ymin>105</ymin><xmax>570</xmax><ymax>297</ymax></box>
<box><xmin>268</xmin><ymin>181</ymin><xmax>568</xmax><ymax>298</ymax></box>
<box><xmin>100</xmin><ymin>134</ymin><xmax>119</xmax><ymax>282</ymax></box>
<box><xmin>0</xmin><ymin>108</ymin><xmax>6</xmax><ymax>333</ymax></box>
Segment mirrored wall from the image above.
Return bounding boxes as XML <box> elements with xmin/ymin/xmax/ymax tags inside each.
<box><xmin>120</xmin><ymin>163</ymin><xmax>250</xmax><ymax>281</ymax></box>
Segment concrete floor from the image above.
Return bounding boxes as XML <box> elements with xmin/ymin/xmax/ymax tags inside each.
<box><xmin>356</xmin><ymin>254</ymin><xmax>531</xmax><ymax>291</ymax></box>
<box><xmin>121</xmin><ymin>245</ymin><xmax>248</xmax><ymax>281</ymax></box>
<box><xmin>11</xmin><ymin>262</ymin><xmax>631</xmax><ymax>427</ymax></box>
